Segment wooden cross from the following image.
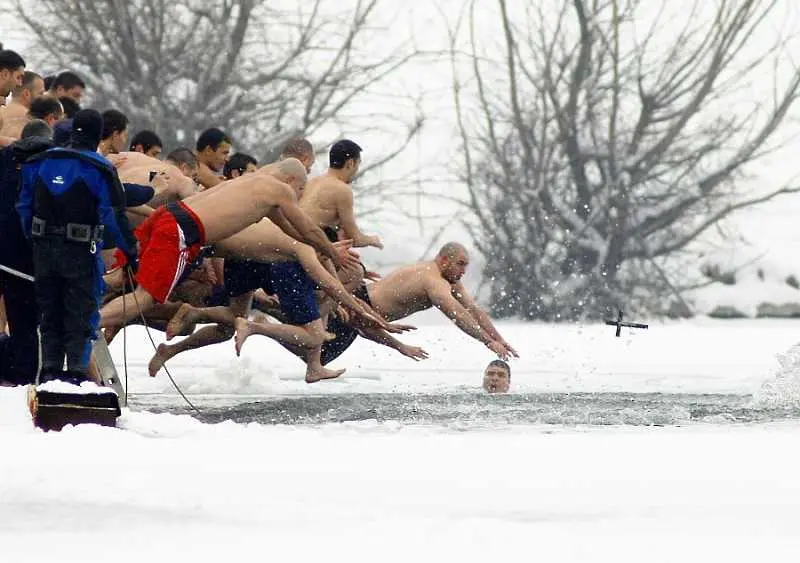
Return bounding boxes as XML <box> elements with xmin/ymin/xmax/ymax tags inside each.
<box><xmin>605</xmin><ymin>309</ymin><xmax>648</xmax><ymax>337</ymax></box>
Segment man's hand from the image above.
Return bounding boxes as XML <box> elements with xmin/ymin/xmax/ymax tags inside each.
<box><xmin>487</xmin><ymin>340</ymin><xmax>513</xmax><ymax>361</ymax></box>
<box><xmin>368</xmin><ymin>234</ymin><xmax>384</xmax><ymax>250</ymax></box>
<box><xmin>500</xmin><ymin>339</ymin><xmax>519</xmax><ymax>358</ymax></box>
<box><xmin>150</xmin><ymin>171</ymin><xmax>169</xmax><ymax>192</ymax></box>
<box><xmin>397</xmin><ymin>344</ymin><xmax>428</xmax><ymax>361</ymax></box>
<box><xmin>335</xmin><ymin>304</ymin><xmax>351</xmax><ymax>324</ymax></box>
<box><xmin>333</xmin><ymin>239</ymin><xmax>361</xmax><ymax>270</ymax></box>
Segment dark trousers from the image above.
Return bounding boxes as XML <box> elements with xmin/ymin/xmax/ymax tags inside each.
<box><xmin>32</xmin><ymin>237</ymin><xmax>104</xmax><ymax>376</ymax></box>
<box><xmin>0</xmin><ymin>269</ymin><xmax>39</xmax><ymax>385</ymax></box>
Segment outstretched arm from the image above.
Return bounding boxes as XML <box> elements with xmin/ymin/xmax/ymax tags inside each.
<box><xmin>355</xmin><ymin>325</ymin><xmax>429</xmax><ymax>362</ymax></box>
<box><xmin>337</xmin><ymin>188</ymin><xmax>382</xmax><ymax>249</ymax></box>
<box><xmin>292</xmin><ymin>244</ymin><xmax>407</xmax><ymax>334</ymax></box>
<box><xmin>427</xmin><ymin>277</ymin><xmax>512</xmax><ymax>360</ymax></box>
<box><xmin>452</xmin><ymin>281</ymin><xmax>518</xmax><ymax>357</ymax></box>
<box><xmin>272</xmin><ymin>191</ymin><xmax>342</xmax><ymax>268</ymax></box>
<box><xmin>427</xmin><ymin>277</ymin><xmax>493</xmax><ymax>345</ymax></box>
<box><xmin>266</xmin><ymin>207</ymin><xmax>306</xmax><ymax>244</ymax></box>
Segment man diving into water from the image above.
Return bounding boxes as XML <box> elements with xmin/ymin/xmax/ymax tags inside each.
<box><xmin>237</xmin><ymin>242</ymin><xmax>518</xmax><ymax>362</ymax></box>
<box><xmin>99</xmin><ymin>158</ymin><xmax>406</xmax><ymax>379</ymax></box>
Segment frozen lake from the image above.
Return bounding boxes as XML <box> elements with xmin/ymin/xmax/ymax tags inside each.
<box><xmin>3</xmin><ymin>318</ymin><xmax>800</xmax><ymax>561</ymax></box>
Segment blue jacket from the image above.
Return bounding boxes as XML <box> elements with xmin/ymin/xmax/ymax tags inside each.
<box><xmin>16</xmin><ymin>148</ymin><xmax>137</xmax><ymax>258</ymax></box>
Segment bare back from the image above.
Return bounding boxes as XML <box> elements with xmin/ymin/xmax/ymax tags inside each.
<box><xmin>367</xmin><ymin>262</ymin><xmax>447</xmax><ymax>321</ymax></box>
<box><xmin>300</xmin><ymin>173</ymin><xmax>349</xmax><ymax>228</ymax></box>
<box><xmin>215</xmin><ymin>218</ymin><xmax>301</xmax><ymax>264</ymax></box>
<box><xmin>184</xmin><ymin>168</ymin><xmax>294</xmax><ymax>242</ymax></box>
<box><xmin>113</xmin><ymin>152</ymin><xmax>196</xmax><ymax>206</ymax></box>
<box><xmin>0</xmin><ymin>103</ymin><xmax>26</xmax><ymax>138</ymax></box>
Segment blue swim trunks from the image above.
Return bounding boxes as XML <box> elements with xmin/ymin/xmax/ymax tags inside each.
<box><xmin>223</xmin><ymin>259</ymin><xmax>320</xmax><ymax>326</ymax></box>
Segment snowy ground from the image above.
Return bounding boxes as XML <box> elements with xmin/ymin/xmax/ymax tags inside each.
<box><xmin>3</xmin><ymin>317</ymin><xmax>800</xmax><ymax>561</ymax></box>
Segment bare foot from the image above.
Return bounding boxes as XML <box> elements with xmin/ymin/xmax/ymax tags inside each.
<box><xmin>148</xmin><ymin>343</ymin><xmax>175</xmax><ymax>377</ymax></box>
<box><xmin>305</xmin><ymin>365</ymin><xmax>346</xmax><ymax>384</ymax></box>
<box><xmin>166</xmin><ymin>303</ymin><xmax>196</xmax><ymax>341</ymax></box>
<box><xmin>234</xmin><ymin>317</ymin><xmax>252</xmax><ymax>357</ymax></box>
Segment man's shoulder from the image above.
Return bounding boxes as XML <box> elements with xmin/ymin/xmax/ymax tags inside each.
<box><xmin>397</xmin><ymin>262</ymin><xmax>440</xmax><ymax>286</ymax></box>
<box><xmin>314</xmin><ymin>173</ymin><xmax>350</xmax><ymax>191</ymax></box>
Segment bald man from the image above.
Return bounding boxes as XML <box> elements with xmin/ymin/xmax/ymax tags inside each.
<box><xmin>238</xmin><ymin>242</ymin><xmax>519</xmax><ymax>361</ymax></box>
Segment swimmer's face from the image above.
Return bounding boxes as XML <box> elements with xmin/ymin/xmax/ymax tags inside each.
<box><xmin>24</xmin><ymin>77</ymin><xmax>45</xmax><ymax>103</ymax></box>
<box><xmin>144</xmin><ymin>145</ymin><xmax>163</xmax><ymax>159</ymax></box>
<box><xmin>109</xmin><ymin>127</ymin><xmax>129</xmax><ymax>155</ymax></box>
<box><xmin>177</xmin><ymin>162</ymin><xmax>199</xmax><ymax>183</ymax></box>
<box><xmin>344</xmin><ymin>157</ymin><xmax>360</xmax><ymax>183</ymax></box>
<box><xmin>483</xmin><ymin>365</ymin><xmax>510</xmax><ymax>394</ymax></box>
<box><xmin>440</xmin><ymin>250</ymin><xmax>469</xmax><ymax>283</ymax></box>
<box><xmin>55</xmin><ymin>84</ymin><xmax>84</xmax><ymax>102</ymax></box>
<box><xmin>204</xmin><ymin>141</ymin><xmax>232</xmax><ymax>172</ymax></box>
<box><xmin>0</xmin><ymin>66</ymin><xmax>24</xmax><ymax>98</ymax></box>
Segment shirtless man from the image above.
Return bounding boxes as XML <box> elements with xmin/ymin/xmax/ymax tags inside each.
<box><xmin>150</xmin><ymin>141</ymin><xmax>404</xmax><ymax>381</ymax></box>
<box><xmin>0</xmin><ymin>50</ymin><xmax>26</xmax><ymax>147</ymax></box>
<box><xmin>300</xmin><ymin>139</ymin><xmax>382</xmax><ymax>248</ymax></box>
<box><xmin>195</xmin><ymin>127</ymin><xmax>232</xmax><ymax>189</ymax></box>
<box><xmin>148</xmin><ymin>221</ymin><xmax>399</xmax><ymax>382</ymax></box>
<box><xmin>223</xmin><ymin>153</ymin><xmax>258</xmax><ymax>179</ymax></box>
<box><xmin>129</xmin><ymin>130</ymin><xmax>163</xmax><ymax>158</ymax></box>
<box><xmin>111</xmin><ymin>148</ymin><xmax>199</xmax><ymax>207</ymax></box>
<box><xmin>0</xmin><ymin>71</ymin><xmax>44</xmax><ymax>138</ymax></box>
<box><xmin>98</xmin><ymin>109</ymin><xmax>128</xmax><ymax>156</ymax></box>
<box><xmin>47</xmin><ymin>71</ymin><xmax>85</xmax><ymax>103</ymax></box>
<box><xmin>239</xmin><ymin>242</ymin><xmax>518</xmax><ymax>361</ymax></box>
<box><xmin>99</xmin><ymin>158</ymin><xmax>395</xmax><ymax>337</ymax></box>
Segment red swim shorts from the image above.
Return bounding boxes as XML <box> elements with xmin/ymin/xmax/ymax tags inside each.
<box><xmin>121</xmin><ymin>201</ymin><xmax>207</xmax><ymax>303</ymax></box>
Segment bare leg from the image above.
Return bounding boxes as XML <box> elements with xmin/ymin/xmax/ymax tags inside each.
<box><xmin>234</xmin><ymin>316</ymin><xmax>335</xmax><ymax>351</ymax></box>
<box><xmin>100</xmin><ymin>286</ymin><xmax>155</xmax><ymax>328</ymax></box>
<box><xmin>104</xmin><ymin>302</ymin><xmax>185</xmax><ymax>343</ymax></box>
<box><xmin>149</xmin><ymin>325</ymin><xmax>235</xmax><ymax>377</ymax></box>
<box><xmin>149</xmin><ymin>295</ymin><xmax>252</xmax><ymax>377</ymax></box>
<box><xmin>304</xmin><ymin>319</ymin><xmax>345</xmax><ymax>383</ymax></box>
<box><xmin>233</xmin><ymin>317</ymin><xmax>342</xmax><ymax>382</ymax></box>
<box><xmin>166</xmin><ymin>302</ymin><xmax>239</xmax><ymax>340</ymax></box>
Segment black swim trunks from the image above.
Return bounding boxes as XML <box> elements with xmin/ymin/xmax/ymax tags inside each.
<box><xmin>320</xmin><ymin>283</ymin><xmax>371</xmax><ymax>365</ymax></box>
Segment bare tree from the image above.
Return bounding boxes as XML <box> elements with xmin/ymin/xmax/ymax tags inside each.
<box><xmin>14</xmin><ymin>0</ymin><xmax>423</xmax><ymax>188</ymax></box>
<box><xmin>442</xmin><ymin>0</ymin><xmax>800</xmax><ymax>320</ymax></box>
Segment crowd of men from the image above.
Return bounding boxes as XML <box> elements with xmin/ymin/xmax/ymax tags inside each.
<box><xmin>0</xmin><ymin>47</ymin><xmax>518</xmax><ymax>393</ymax></box>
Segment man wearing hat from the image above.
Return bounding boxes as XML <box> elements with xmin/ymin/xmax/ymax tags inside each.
<box><xmin>16</xmin><ymin>108</ymin><xmax>138</xmax><ymax>385</ymax></box>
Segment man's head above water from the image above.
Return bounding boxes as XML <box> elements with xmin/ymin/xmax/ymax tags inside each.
<box><xmin>483</xmin><ymin>359</ymin><xmax>510</xmax><ymax>394</ymax></box>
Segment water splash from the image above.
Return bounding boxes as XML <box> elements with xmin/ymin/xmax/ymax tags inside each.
<box><xmin>753</xmin><ymin>342</ymin><xmax>800</xmax><ymax>408</ymax></box>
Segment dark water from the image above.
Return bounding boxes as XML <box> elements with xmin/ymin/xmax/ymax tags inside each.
<box><xmin>127</xmin><ymin>391</ymin><xmax>800</xmax><ymax>427</ymax></box>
